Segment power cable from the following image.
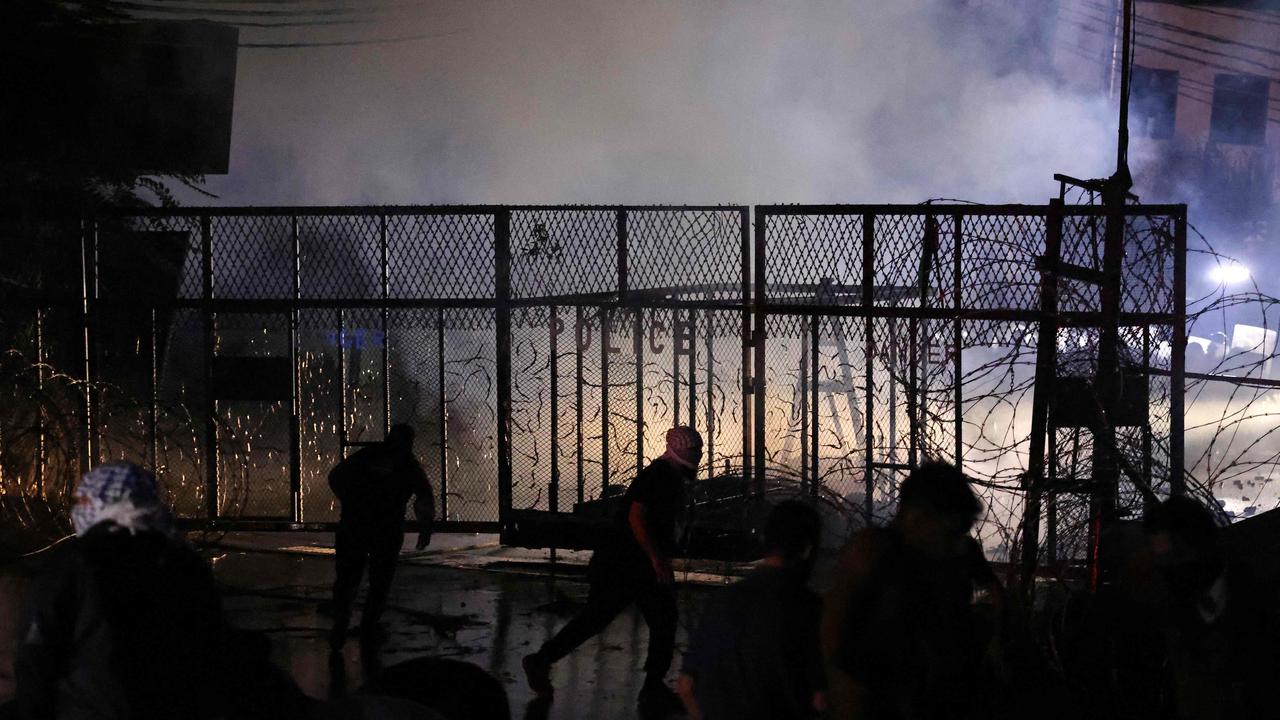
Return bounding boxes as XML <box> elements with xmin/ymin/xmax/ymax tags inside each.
<box><xmin>1062</xmin><ymin>7</ymin><xmax>1280</xmax><ymax>75</ymax></box>
<box><xmin>1082</xmin><ymin>0</ymin><xmax>1280</xmax><ymax>59</ymax></box>
<box><xmin>1063</xmin><ymin>17</ymin><xmax>1280</xmax><ymax>92</ymax></box>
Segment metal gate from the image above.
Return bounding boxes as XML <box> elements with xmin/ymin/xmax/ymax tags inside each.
<box><xmin>1</xmin><ymin>202</ymin><xmax>1185</xmax><ymax>566</ymax></box>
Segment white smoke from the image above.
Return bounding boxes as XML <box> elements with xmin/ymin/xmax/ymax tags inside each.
<box><xmin>184</xmin><ymin>0</ymin><xmax>1121</xmax><ymax>206</ymax></box>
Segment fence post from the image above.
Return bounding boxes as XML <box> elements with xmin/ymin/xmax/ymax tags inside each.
<box><xmin>550</xmin><ymin>305</ymin><xmax>559</xmax><ymax>513</ymax></box>
<box><xmin>810</xmin><ymin>313</ymin><xmax>819</xmax><ymax>497</ymax></box>
<box><xmin>79</xmin><ymin>218</ymin><xmax>98</xmax><ymax>476</ymax></box>
<box><xmin>752</xmin><ymin>209</ymin><xmax>767</xmax><ymax>494</ymax></box>
<box><xmin>576</xmin><ymin>305</ymin><xmax>585</xmax><ymax>504</ymax></box>
<box><xmin>1089</xmin><ymin>195</ymin><xmax>1127</xmax><ymax>591</ymax></box>
<box><xmin>496</xmin><ymin>209</ymin><xmax>513</xmax><ymax>540</ymax></box>
<box><xmin>705</xmin><ymin>305</ymin><xmax>715</xmax><ymax>481</ymax></box>
<box><xmin>380</xmin><ymin>213</ymin><xmax>391</xmax><ymax>437</ymax></box>
<box><xmin>1170</xmin><ymin>210</ymin><xmax>1186</xmax><ymax>495</ymax></box>
<box><xmin>289</xmin><ymin>215</ymin><xmax>302</xmax><ymax>523</ymax></box>
<box><xmin>1020</xmin><ymin>200</ymin><xmax>1063</xmax><ymax>595</ymax></box>
<box><xmin>862</xmin><ymin>213</ymin><xmax>875</xmax><ymax>526</ymax></box>
<box><xmin>740</xmin><ymin>208</ymin><xmax>752</xmax><ymax>487</ymax></box>
<box><xmin>438</xmin><ymin>306</ymin><xmax>448</xmax><ymax>522</ymax></box>
<box><xmin>617</xmin><ymin>209</ymin><xmax>628</xmax><ymax>297</ymax></box>
<box><xmin>201</xmin><ymin>214</ymin><xmax>218</xmax><ymax>521</ymax></box>
<box><xmin>149</xmin><ymin>307</ymin><xmax>159</xmax><ymax>476</ymax></box>
<box><xmin>953</xmin><ymin>214</ymin><xmax>964</xmax><ymax>469</ymax></box>
<box><xmin>672</xmin><ymin>310</ymin><xmax>681</xmax><ymax>426</ymax></box>
<box><xmin>688</xmin><ymin>308</ymin><xmax>696</xmax><ymax>432</ymax></box>
<box><xmin>635</xmin><ymin>308</ymin><xmax>644</xmax><ymax>476</ymax></box>
<box><xmin>800</xmin><ymin>316</ymin><xmax>810</xmax><ymax>492</ymax></box>
<box><xmin>601</xmin><ymin>307</ymin><xmax>611</xmax><ymax>493</ymax></box>
<box><xmin>35</xmin><ymin>307</ymin><xmax>46</xmax><ymax>495</ymax></box>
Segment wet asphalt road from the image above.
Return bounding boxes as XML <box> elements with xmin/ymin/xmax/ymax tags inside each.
<box><xmin>209</xmin><ymin>544</ymin><xmax>716</xmax><ymax>719</ymax></box>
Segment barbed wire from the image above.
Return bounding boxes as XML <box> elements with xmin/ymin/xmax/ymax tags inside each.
<box><xmin>3</xmin><ymin>205</ymin><xmax>1273</xmax><ymax>575</ymax></box>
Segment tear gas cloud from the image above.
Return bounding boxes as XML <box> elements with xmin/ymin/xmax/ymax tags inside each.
<box><xmin>186</xmin><ymin>0</ymin><xmax>1122</xmax><ymax>207</ymax></box>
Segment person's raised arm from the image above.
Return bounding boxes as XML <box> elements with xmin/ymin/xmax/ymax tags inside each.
<box><xmin>629</xmin><ymin>501</ymin><xmax>672</xmax><ymax>584</ymax></box>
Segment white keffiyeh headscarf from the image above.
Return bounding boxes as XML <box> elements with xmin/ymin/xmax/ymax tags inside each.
<box><xmin>71</xmin><ymin>462</ymin><xmax>176</xmax><ymax>537</ymax></box>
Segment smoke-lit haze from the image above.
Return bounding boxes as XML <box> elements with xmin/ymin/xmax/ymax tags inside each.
<box><xmin>184</xmin><ymin>0</ymin><xmax>1122</xmax><ymax>206</ymax></box>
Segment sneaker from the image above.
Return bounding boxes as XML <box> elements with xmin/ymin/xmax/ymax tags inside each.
<box><xmin>637</xmin><ymin>682</ymin><xmax>684</xmax><ymax>716</ymax></box>
<box><xmin>522</xmin><ymin>654</ymin><xmax>554</xmax><ymax>696</ymax></box>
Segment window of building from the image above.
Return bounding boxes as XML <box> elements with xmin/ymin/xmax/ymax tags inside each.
<box><xmin>1131</xmin><ymin>66</ymin><xmax>1179</xmax><ymax>139</ymax></box>
<box><xmin>1209</xmin><ymin>74</ymin><xmax>1270</xmax><ymax>146</ymax></box>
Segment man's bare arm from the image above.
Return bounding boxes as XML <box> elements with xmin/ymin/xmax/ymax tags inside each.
<box><xmin>628</xmin><ymin>501</ymin><xmax>672</xmax><ymax>583</ymax></box>
<box><xmin>677</xmin><ymin>673</ymin><xmax>701</xmax><ymax>719</ymax></box>
<box><xmin>409</xmin><ymin>461</ymin><xmax>435</xmax><ymax>549</ymax></box>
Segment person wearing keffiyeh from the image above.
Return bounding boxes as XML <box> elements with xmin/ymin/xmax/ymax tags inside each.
<box><xmin>69</xmin><ymin>461</ymin><xmax>176</xmax><ymax>538</ymax></box>
<box><xmin>14</xmin><ymin>463</ymin><xmax>311</xmax><ymax>720</ymax></box>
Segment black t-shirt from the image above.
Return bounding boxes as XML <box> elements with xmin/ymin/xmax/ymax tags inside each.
<box><xmin>831</xmin><ymin>528</ymin><xmax>992</xmax><ymax>720</ymax></box>
<box><xmin>682</xmin><ymin>566</ymin><xmax>826</xmax><ymax>720</ymax></box>
<box><xmin>329</xmin><ymin>442</ymin><xmax>434</xmax><ymax>531</ymax></box>
<box><xmin>611</xmin><ymin>456</ymin><xmax>688</xmax><ymax>557</ymax></box>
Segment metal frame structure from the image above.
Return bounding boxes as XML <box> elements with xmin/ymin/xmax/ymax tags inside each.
<box><xmin>3</xmin><ymin>202</ymin><xmax>1186</xmax><ymax>573</ymax></box>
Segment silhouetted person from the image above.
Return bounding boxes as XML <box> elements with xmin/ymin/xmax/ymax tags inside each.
<box><xmin>522</xmin><ymin>426</ymin><xmax>702</xmax><ymax>714</ymax></box>
<box><xmin>822</xmin><ymin>461</ymin><xmax>1001</xmax><ymax>720</ymax></box>
<box><xmin>329</xmin><ymin>424</ymin><xmax>435</xmax><ymax>650</ymax></box>
<box><xmin>679</xmin><ymin>500</ymin><xmax>827</xmax><ymax>720</ymax></box>
<box><xmin>1139</xmin><ymin>495</ymin><xmax>1277</xmax><ymax>720</ymax></box>
<box><xmin>14</xmin><ymin>462</ymin><xmax>310</xmax><ymax>720</ymax></box>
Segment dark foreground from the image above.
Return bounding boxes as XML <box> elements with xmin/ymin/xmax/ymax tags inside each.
<box><xmin>204</xmin><ymin>535</ymin><xmax>713</xmax><ymax>719</ymax></box>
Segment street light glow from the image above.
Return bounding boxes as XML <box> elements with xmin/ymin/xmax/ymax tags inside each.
<box><xmin>1209</xmin><ymin>260</ymin><xmax>1250</xmax><ymax>286</ymax></box>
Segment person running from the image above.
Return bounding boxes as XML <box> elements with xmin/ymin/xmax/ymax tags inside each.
<box><xmin>329</xmin><ymin>424</ymin><xmax>435</xmax><ymax>650</ymax></box>
<box><xmin>522</xmin><ymin>426</ymin><xmax>702</xmax><ymax>714</ymax></box>
<box><xmin>679</xmin><ymin>500</ymin><xmax>827</xmax><ymax>720</ymax></box>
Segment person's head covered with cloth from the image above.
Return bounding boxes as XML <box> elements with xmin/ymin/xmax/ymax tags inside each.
<box><xmin>71</xmin><ymin>461</ymin><xmax>175</xmax><ymax>538</ymax></box>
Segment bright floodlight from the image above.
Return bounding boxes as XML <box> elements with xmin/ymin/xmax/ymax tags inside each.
<box><xmin>1209</xmin><ymin>260</ymin><xmax>1250</xmax><ymax>286</ymax></box>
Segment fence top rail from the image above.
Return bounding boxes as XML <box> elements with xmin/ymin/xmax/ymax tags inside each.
<box><xmin>756</xmin><ymin>203</ymin><xmax>1188</xmax><ymax>217</ymax></box>
<box><xmin>86</xmin><ymin>204</ymin><xmax>751</xmax><ymax>218</ymax></box>
<box><xmin>10</xmin><ymin>203</ymin><xmax>1188</xmax><ymax>219</ymax></box>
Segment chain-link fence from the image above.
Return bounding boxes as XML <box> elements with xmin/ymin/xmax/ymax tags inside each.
<box><xmin>1</xmin><ymin>203</ymin><xmax>1185</xmax><ymax>573</ymax></box>
<box><xmin>755</xmin><ymin>204</ymin><xmax>1185</xmax><ymax>574</ymax></box>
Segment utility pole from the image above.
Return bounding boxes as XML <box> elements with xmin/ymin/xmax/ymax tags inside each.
<box><xmin>1090</xmin><ymin>0</ymin><xmax>1134</xmax><ymax>592</ymax></box>
<box><xmin>1025</xmin><ymin>0</ymin><xmax>1136</xmax><ymax>596</ymax></box>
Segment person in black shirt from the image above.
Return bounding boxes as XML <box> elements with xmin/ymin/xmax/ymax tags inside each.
<box><xmin>1138</xmin><ymin>496</ymin><xmax>1277</xmax><ymax>719</ymax></box>
<box><xmin>328</xmin><ymin>424</ymin><xmax>435</xmax><ymax>650</ymax></box>
<box><xmin>822</xmin><ymin>461</ymin><xmax>1003</xmax><ymax>720</ymax></box>
<box><xmin>679</xmin><ymin>500</ymin><xmax>827</xmax><ymax>720</ymax></box>
<box><xmin>522</xmin><ymin>426</ymin><xmax>702</xmax><ymax>714</ymax></box>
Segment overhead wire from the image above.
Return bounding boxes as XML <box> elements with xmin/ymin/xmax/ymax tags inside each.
<box><xmin>239</xmin><ymin>28</ymin><xmax>464</xmax><ymax>48</ymax></box>
<box><xmin>1059</xmin><ymin>9</ymin><xmax>1280</xmax><ymax>78</ymax></box>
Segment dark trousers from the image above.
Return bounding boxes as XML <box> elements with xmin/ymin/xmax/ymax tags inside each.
<box><xmin>535</xmin><ymin>554</ymin><xmax>677</xmax><ymax>677</ymax></box>
<box><xmin>332</xmin><ymin>525</ymin><xmax>403</xmax><ymax>635</ymax></box>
